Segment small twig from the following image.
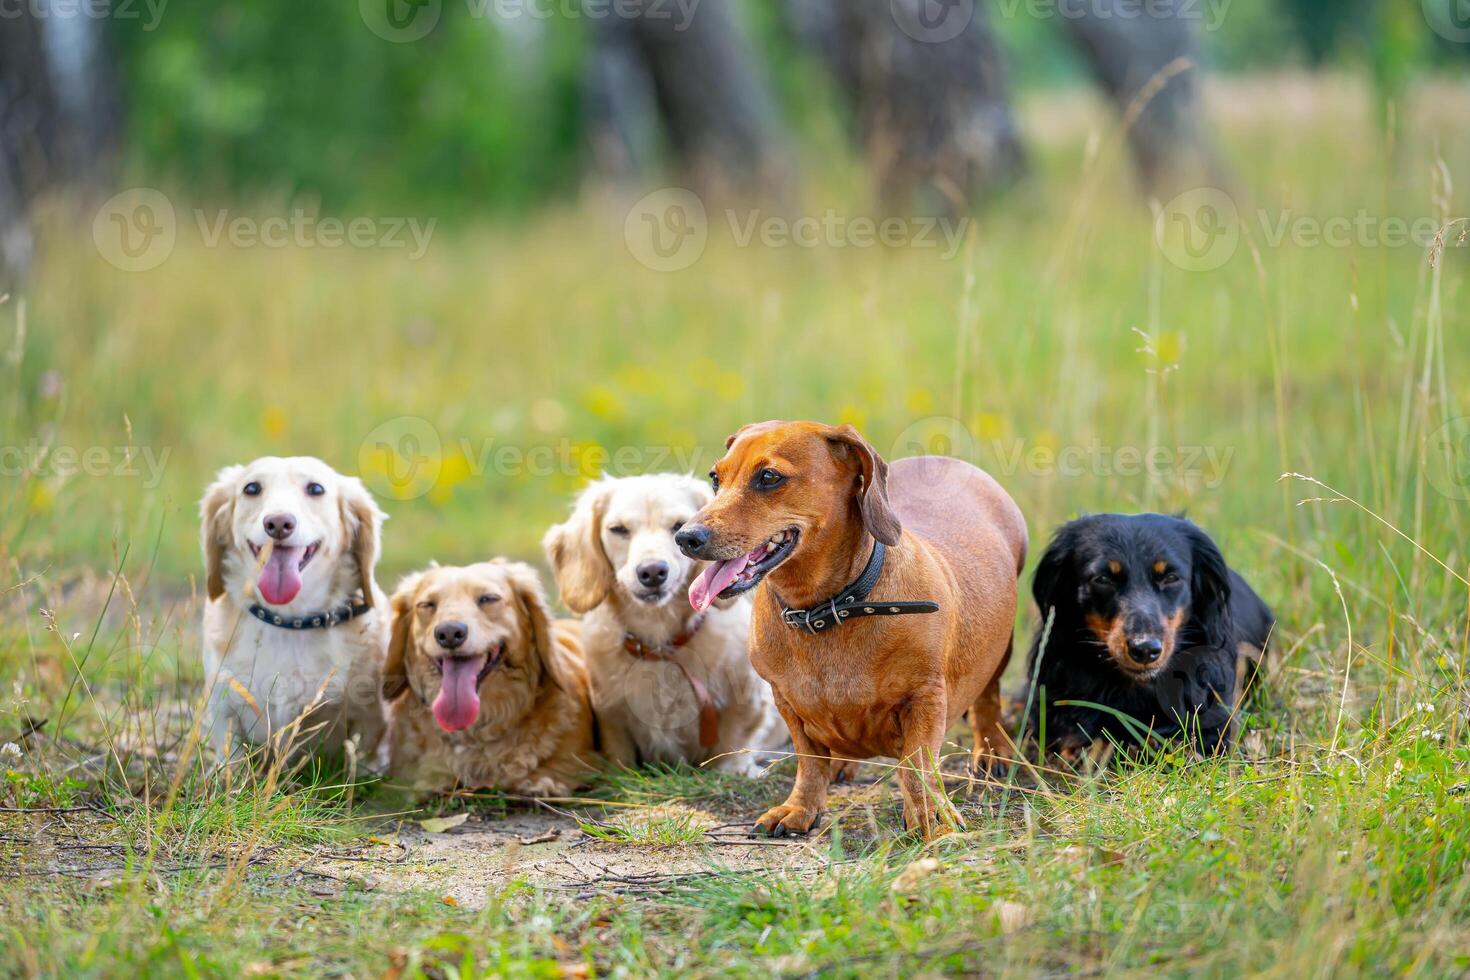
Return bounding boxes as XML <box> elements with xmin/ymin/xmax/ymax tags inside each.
<box><xmin>0</xmin><ymin>804</ymin><xmax>114</xmax><ymax>819</ymax></box>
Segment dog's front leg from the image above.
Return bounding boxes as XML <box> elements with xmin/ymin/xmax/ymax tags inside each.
<box><xmin>753</xmin><ymin>698</ymin><xmax>830</xmax><ymax>837</ymax></box>
<box><xmin>596</xmin><ymin>714</ymin><xmax>640</xmax><ymax>769</ymax></box>
<box><xmin>897</xmin><ymin>691</ymin><xmax>952</xmax><ymax>838</ymax></box>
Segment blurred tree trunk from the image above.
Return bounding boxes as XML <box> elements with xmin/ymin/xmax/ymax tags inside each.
<box><xmin>584</xmin><ymin>0</ymin><xmax>789</xmax><ymax>199</ymax></box>
<box><xmin>1057</xmin><ymin>0</ymin><xmax>1223</xmax><ymax>194</ymax></box>
<box><xmin>0</xmin><ymin>6</ymin><xmax>120</xmax><ymax>287</ymax></box>
<box><xmin>0</xmin><ymin>12</ymin><xmax>55</xmax><ymax>285</ymax></box>
<box><xmin>786</xmin><ymin>0</ymin><xmax>1026</xmax><ymax>215</ymax></box>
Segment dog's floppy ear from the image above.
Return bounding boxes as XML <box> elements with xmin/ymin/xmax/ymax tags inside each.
<box><xmin>200</xmin><ymin>465</ymin><xmax>243</xmax><ymax>600</ymax></box>
<box><xmin>382</xmin><ymin>571</ymin><xmax>423</xmax><ymax>701</ymax></box>
<box><xmin>339</xmin><ymin>475</ymin><xmax>387</xmax><ymax>607</ymax></box>
<box><xmin>501</xmin><ymin>560</ymin><xmax>580</xmax><ymax>696</ymax></box>
<box><xmin>1183</xmin><ymin>521</ymin><xmax>1233</xmax><ymax>649</ymax></box>
<box><xmin>542</xmin><ymin>480</ymin><xmax>614</xmax><ymax>613</ymax></box>
<box><xmin>824</xmin><ymin>424</ymin><xmax>901</xmax><ymax>547</ymax></box>
<box><xmin>1031</xmin><ymin>522</ymin><xmax>1082</xmax><ymax>617</ymax></box>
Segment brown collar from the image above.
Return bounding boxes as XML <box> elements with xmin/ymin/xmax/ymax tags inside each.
<box><xmin>622</xmin><ymin>611</ymin><xmax>717</xmax><ymax>748</ymax></box>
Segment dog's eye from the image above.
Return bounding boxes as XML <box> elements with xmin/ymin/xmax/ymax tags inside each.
<box><xmin>243</xmin><ymin>481</ymin><xmax>261</xmax><ymax>497</ymax></box>
<box><xmin>754</xmin><ymin>468</ymin><xmax>785</xmax><ymax>489</ymax></box>
<box><xmin>708</xmin><ymin>469</ymin><xmax>720</xmax><ymax>492</ymax></box>
<box><xmin>1159</xmin><ymin>571</ymin><xmax>1182</xmax><ymax>586</ymax></box>
<box><xmin>477</xmin><ymin>594</ymin><xmax>500</xmax><ymax>606</ymax></box>
<box><xmin>417</xmin><ymin>600</ymin><xmax>436</xmax><ymax>611</ymax></box>
<box><xmin>1090</xmin><ymin>574</ymin><xmax>1115</xmax><ymax>588</ymax></box>
<box><xmin>608</xmin><ymin>524</ymin><xmax>630</xmax><ymax>537</ymax></box>
<box><xmin>306</xmin><ymin>482</ymin><xmax>325</xmax><ymax>497</ymax></box>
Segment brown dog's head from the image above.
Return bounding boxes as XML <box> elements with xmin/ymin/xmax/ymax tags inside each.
<box><xmin>675</xmin><ymin>421</ymin><xmax>901</xmax><ymax>611</ymax></box>
<box><xmin>382</xmin><ymin>560</ymin><xmax>569</xmax><ymax>732</ymax></box>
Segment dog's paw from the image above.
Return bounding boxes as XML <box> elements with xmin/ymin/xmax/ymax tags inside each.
<box><xmin>515</xmin><ymin>774</ymin><xmax>572</xmax><ymax>798</ymax></box>
<box><xmin>969</xmin><ymin>753</ymin><xmax>1012</xmax><ymax>781</ymax></box>
<box><xmin>1052</xmin><ymin>737</ymin><xmax>1110</xmax><ymax>772</ymax></box>
<box><xmin>752</xmin><ymin>804</ymin><xmax>821</xmax><ymax>838</ymax></box>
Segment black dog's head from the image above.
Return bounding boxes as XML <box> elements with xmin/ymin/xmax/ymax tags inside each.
<box><xmin>1033</xmin><ymin>514</ymin><xmax>1232</xmax><ymax>682</ymax></box>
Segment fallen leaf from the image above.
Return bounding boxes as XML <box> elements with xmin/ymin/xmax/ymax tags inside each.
<box><xmin>890</xmin><ymin>857</ymin><xmax>939</xmax><ymax>894</ymax></box>
<box><xmin>419</xmin><ymin>813</ymin><xmax>469</xmax><ymax>834</ymax></box>
<box><xmin>442</xmin><ymin>894</ymin><xmax>459</xmax><ymax>907</ymax></box>
<box><xmin>994</xmin><ymin>900</ymin><xmax>1031</xmax><ymax>934</ymax></box>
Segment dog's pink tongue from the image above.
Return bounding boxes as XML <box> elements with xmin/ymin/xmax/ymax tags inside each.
<box><xmin>256</xmin><ymin>546</ymin><xmax>303</xmax><ymax>605</ymax></box>
<box><xmin>689</xmin><ymin>554</ymin><xmax>751</xmax><ymax>612</ymax></box>
<box><xmin>432</xmin><ymin>658</ymin><xmax>483</xmax><ymax>732</ymax></box>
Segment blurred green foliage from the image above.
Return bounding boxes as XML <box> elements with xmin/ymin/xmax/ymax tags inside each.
<box><xmin>114</xmin><ymin>2</ymin><xmax>588</xmax><ymax>213</ymax></box>
<box><xmin>111</xmin><ymin>0</ymin><xmax>1466</xmax><ymax>212</ymax></box>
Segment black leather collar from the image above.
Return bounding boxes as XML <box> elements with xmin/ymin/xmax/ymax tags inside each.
<box><xmin>248</xmin><ymin>598</ymin><xmax>372</xmax><ymax>631</ymax></box>
<box><xmin>779</xmin><ymin>541</ymin><xmax>940</xmax><ymax>635</ymax></box>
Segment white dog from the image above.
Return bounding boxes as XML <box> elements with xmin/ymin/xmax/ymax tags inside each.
<box><xmin>544</xmin><ymin>474</ymin><xmax>787</xmax><ymax>776</ymax></box>
<box><xmin>199</xmin><ymin>456</ymin><xmax>388</xmax><ymax>758</ymax></box>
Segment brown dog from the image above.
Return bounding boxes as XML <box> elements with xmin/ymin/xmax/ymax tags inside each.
<box><xmin>676</xmin><ymin>422</ymin><xmax>1026</xmax><ymax>836</ymax></box>
<box><xmin>381</xmin><ymin>560</ymin><xmax>599</xmax><ymax>795</ymax></box>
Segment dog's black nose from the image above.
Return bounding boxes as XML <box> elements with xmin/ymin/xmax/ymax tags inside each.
<box><xmin>636</xmin><ymin>561</ymin><xmax>670</xmax><ymax>588</ymax></box>
<box><xmin>262</xmin><ymin>512</ymin><xmax>296</xmax><ymax>541</ymax></box>
<box><xmin>674</xmin><ymin>524</ymin><xmax>711</xmax><ymax>556</ymax></box>
<box><xmin>434</xmin><ymin>621</ymin><xmax>468</xmax><ymax>650</ymax></box>
<box><xmin>1127</xmin><ymin>637</ymin><xmax>1164</xmax><ymax>664</ymax></box>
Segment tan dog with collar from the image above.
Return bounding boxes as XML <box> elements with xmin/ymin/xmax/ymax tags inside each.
<box><xmin>544</xmin><ymin>474</ymin><xmax>787</xmax><ymax>775</ymax></box>
<box><xmin>676</xmin><ymin>422</ymin><xmax>1026</xmax><ymax>837</ymax></box>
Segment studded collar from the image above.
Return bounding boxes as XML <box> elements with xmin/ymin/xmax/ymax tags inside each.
<box><xmin>247</xmin><ymin>597</ymin><xmax>372</xmax><ymax>631</ymax></box>
<box><xmin>778</xmin><ymin>541</ymin><xmax>940</xmax><ymax>635</ymax></box>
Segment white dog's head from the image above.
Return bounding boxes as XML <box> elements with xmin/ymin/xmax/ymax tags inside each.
<box><xmin>200</xmin><ymin>456</ymin><xmax>386</xmax><ymax>611</ymax></box>
<box><xmin>543</xmin><ymin>474</ymin><xmax>712</xmax><ymax>613</ymax></box>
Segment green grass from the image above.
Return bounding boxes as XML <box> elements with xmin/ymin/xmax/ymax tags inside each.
<box><xmin>3</xmin><ymin>74</ymin><xmax>1470</xmax><ymax>976</ymax></box>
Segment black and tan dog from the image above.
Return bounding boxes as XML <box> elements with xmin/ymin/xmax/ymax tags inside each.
<box><xmin>1024</xmin><ymin>513</ymin><xmax>1274</xmax><ymax>761</ymax></box>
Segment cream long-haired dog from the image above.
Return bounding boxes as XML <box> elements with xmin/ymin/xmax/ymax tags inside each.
<box><xmin>200</xmin><ymin>457</ymin><xmax>388</xmax><ymax>758</ymax></box>
<box><xmin>381</xmin><ymin>561</ymin><xmax>598</xmax><ymax>795</ymax></box>
<box><xmin>544</xmin><ymin>474</ymin><xmax>787</xmax><ymax>776</ymax></box>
